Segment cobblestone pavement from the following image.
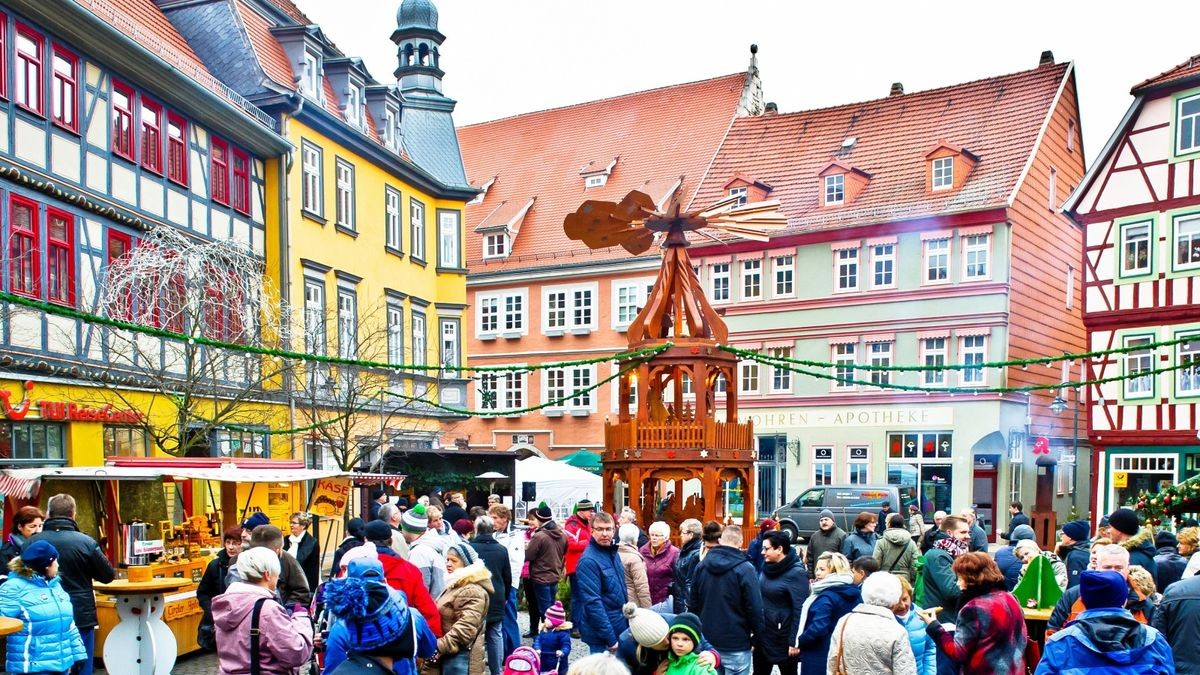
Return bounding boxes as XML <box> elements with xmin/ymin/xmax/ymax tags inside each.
<box><xmin>96</xmin><ymin>604</ymin><xmax>589</xmax><ymax>674</ymax></box>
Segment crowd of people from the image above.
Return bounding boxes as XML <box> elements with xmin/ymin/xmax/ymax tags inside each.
<box><xmin>11</xmin><ymin>488</ymin><xmax>1200</xmax><ymax>675</ymax></box>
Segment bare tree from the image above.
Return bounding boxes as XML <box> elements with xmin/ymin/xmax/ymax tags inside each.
<box><xmin>88</xmin><ymin>226</ymin><xmax>293</xmax><ymax>457</ymax></box>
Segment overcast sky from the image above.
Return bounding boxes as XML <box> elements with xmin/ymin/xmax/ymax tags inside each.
<box><xmin>295</xmin><ymin>0</ymin><xmax>1197</xmax><ymax>167</ymax></box>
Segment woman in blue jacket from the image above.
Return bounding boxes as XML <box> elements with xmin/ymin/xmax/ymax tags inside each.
<box><xmin>0</xmin><ymin>540</ymin><xmax>87</xmax><ymax>675</ymax></box>
<box><xmin>893</xmin><ymin>576</ymin><xmax>937</xmax><ymax>675</ymax></box>
<box><xmin>795</xmin><ymin>552</ymin><xmax>861</xmax><ymax>675</ymax></box>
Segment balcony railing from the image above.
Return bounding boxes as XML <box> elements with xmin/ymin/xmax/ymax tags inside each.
<box><xmin>605</xmin><ymin>419</ymin><xmax>752</xmax><ymax>452</ymax></box>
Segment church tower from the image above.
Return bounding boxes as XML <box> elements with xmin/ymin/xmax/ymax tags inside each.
<box><xmin>392</xmin><ymin>0</ymin><xmax>446</xmax><ymax>94</ymax></box>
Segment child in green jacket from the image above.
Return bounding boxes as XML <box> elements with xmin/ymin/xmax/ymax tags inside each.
<box><xmin>663</xmin><ymin>613</ymin><xmax>716</xmax><ymax>675</ymax></box>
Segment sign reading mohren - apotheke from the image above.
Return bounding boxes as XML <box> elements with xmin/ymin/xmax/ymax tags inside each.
<box><xmin>745</xmin><ymin>406</ymin><xmax>954</xmax><ymax>430</ymax></box>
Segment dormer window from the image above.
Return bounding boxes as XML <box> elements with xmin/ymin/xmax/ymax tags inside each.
<box><xmin>729</xmin><ymin>186</ymin><xmax>748</xmax><ymax>205</ymax></box>
<box><xmin>302</xmin><ymin>51</ymin><xmax>321</xmax><ymax>99</ymax></box>
<box><xmin>932</xmin><ymin>156</ymin><xmax>953</xmax><ymax>190</ymax></box>
<box><xmin>580</xmin><ymin>158</ymin><xmax>618</xmax><ymax>189</ymax></box>
<box><xmin>345</xmin><ymin>85</ymin><xmax>362</xmax><ymax>126</ymax></box>
<box><xmin>468</xmin><ymin>176</ymin><xmax>496</xmax><ymax>206</ymax></box>
<box><xmin>484</xmin><ymin>232</ymin><xmax>509</xmax><ymax>258</ymax></box>
<box><xmin>585</xmin><ymin>175</ymin><xmax>606</xmax><ymax>189</ymax></box>
<box><xmin>824</xmin><ymin>174</ymin><xmax>845</xmax><ymax>205</ymax></box>
<box><xmin>383</xmin><ymin>107</ymin><xmax>398</xmax><ymax>150</ymax></box>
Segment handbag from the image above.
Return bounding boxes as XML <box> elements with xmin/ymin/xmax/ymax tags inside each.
<box><xmin>249</xmin><ymin>598</ymin><xmax>269</xmax><ymax>675</ymax></box>
<box><xmin>833</xmin><ymin>614</ymin><xmax>851</xmax><ymax>675</ymax></box>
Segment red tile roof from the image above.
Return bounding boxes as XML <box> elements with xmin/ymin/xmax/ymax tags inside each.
<box><xmin>458</xmin><ymin>73</ymin><xmax>748</xmax><ymax>272</ymax></box>
<box><xmin>690</xmin><ymin>62</ymin><xmax>1071</xmax><ymax>238</ymax></box>
<box><xmin>261</xmin><ymin>0</ymin><xmax>312</xmax><ymax>24</ymax></box>
<box><xmin>1132</xmin><ymin>54</ymin><xmax>1200</xmax><ymax>94</ymax></box>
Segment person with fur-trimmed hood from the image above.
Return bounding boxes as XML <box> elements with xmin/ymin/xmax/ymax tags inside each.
<box><xmin>424</xmin><ymin>541</ymin><xmax>493</xmax><ymax>675</ymax></box>
<box><xmin>1107</xmin><ymin>508</ymin><xmax>1158</xmax><ymax>581</ymax></box>
<box><xmin>0</xmin><ymin>540</ymin><xmax>87</xmax><ymax>675</ymax></box>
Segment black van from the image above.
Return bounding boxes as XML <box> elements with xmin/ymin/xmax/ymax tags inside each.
<box><xmin>772</xmin><ymin>484</ymin><xmax>911</xmax><ymax>542</ymax></box>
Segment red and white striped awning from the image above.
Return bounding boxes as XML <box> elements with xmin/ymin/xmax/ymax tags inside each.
<box><xmin>0</xmin><ymin>473</ymin><xmax>39</xmax><ymax>499</ymax></box>
<box><xmin>349</xmin><ymin>473</ymin><xmax>406</xmax><ymax>490</ymax></box>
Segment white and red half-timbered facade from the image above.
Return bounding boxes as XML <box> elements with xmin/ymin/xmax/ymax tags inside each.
<box><xmin>1067</xmin><ymin>54</ymin><xmax>1200</xmax><ymax>515</ymax></box>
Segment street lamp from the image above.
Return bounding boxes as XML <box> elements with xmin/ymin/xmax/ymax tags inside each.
<box><xmin>1049</xmin><ymin>394</ymin><xmax>1068</xmax><ymax>414</ymax></box>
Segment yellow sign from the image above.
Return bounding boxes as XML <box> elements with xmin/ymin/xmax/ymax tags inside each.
<box><xmin>1112</xmin><ymin>472</ymin><xmax>1128</xmax><ymax>489</ymax></box>
<box><xmin>308</xmin><ymin>477</ymin><xmax>352</xmax><ymax>518</ymax></box>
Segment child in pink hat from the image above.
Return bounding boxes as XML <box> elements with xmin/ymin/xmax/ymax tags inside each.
<box><xmin>533</xmin><ymin>600</ymin><xmax>572</xmax><ymax>674</ymax></box>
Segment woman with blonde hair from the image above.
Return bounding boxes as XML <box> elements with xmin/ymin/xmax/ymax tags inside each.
<box><xmin>283</xmin><ymin>511</ymin><xmax>320</xmax><ymax>591</ymax></box>
<box><xmin>1179</xmin><ymin>527</ymin><xmax>1200</xmax><ymax>578</ymax></box>
<box><xmin>1128</xmin><ymin>564</ymin><xmax>1162</xmax><ymax>605</ymax></box>
<box><xmin>891</xmin><ymin>576</ymin><xmax>936</xmax><ymax>675</ymax></box>
<box><xmin>1014</xmin><ymin>539</ymin><xmax>1067</xmax><ymax>591</ymax></box>
<box><xmin>795</xmin><ymin>551</ymin><xmax>860</xmax><ymax>675</ymax></box>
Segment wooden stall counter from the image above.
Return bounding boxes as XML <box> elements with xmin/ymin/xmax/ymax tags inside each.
<box><xmin>0</xmin><ymin>616</ymin><xmax>22</xmax><ymax>636</ymax></box>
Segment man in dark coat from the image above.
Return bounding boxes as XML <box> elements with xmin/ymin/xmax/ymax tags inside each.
<box><xmin>368</xmin><ymin>488</ymin><xmax>387</xmax><ymax>521</ymax></box>
<box><xmin>922</xmin><ymin>515</ymin><xmax>971</xmax><ymax>623</ymax></box>
<box><xmin>471</xmin><ymin>515</ymin><xmax>512</xmax><ymax>675</ymax></box>
<box><xmin>573</xmin><ymin>512</ymin><xmax>629</xmax><ymax>654</ymax></box>
<box><xmin>1108</xmin><ymin>507</ymin><xmax>1159</xmax><ymax>581</ymax></box>
<box><xmin>525</xmin><ymin>501</ymin><xmax>567</xmax><ymax>636</ymax></box>
<box><xmin>1154</xmin><ymin>530</ymin><xmax>1187</xmax><ymax>592</ymax></box>
<box><xmin>689</xmin><ymin>524</ymin><xmax>764</xmax><ymax>675</ymax></box>
<box><xmin>1152</xmin><ymin>569</ymin><xmax>1200</xmax><ymax>674</ymax></box>
<box><xmin>1001</xmin><ymin>500</ymin><xmax>1031</xmax><ymax>541</ymax></box>
<box><xmin>962</xmin><ymin>508</ymin><xmax>989</xmax><ymax>553</ymax></box>
<box><xmin>441</xmin><ymin>491</ymin><xmax>469</xmax><ymax>529</ymax></box>
<box><xmin>1058</xmin><ymin>519</ymin><xmax>1092</xmax><ymax>589</ymax></box>
<box><xmin>29</xmin><ymin>493</ymin><xmax>116</xmax><ymax>675</ymax></box>
<box><xmin>804</xmin><ymin>510</ymin><xmax>846</xmax><ymax>579</ymax></box>
<box><xmin>996</xmin><ymin>524</ymin><xmax>1036</xmax><ymax>590</ymax></box>
<box><xmin>329</xmin><ymin>517</ymin><xmax>367</xmax><ymax>577</ymax></box>
<box><xmin>671</xmin><ymin>518</ymin><xmax>703</xmax><ymax>613</ymax></box>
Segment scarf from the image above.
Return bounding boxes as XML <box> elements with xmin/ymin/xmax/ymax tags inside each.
<box><xmin>763</xmin><ymin>549</ymin><xmax>800</xmax><ymax>579</ymax></box>
<box><xmin>795</xmin><ymin>572</ymin><xmax>855</xmax><ymax>644</ymax></box>
<box><xmin>933</xmin><ymin>536</ymin><xmax>968</xmax><ymax>558</ymax></box>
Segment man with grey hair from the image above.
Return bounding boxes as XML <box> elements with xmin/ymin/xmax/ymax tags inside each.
<box><xmin>472</xmin><ymin>515</ymin><xmax>511</xmax><ymax>675</ymax></box>
<box><xmin>688</xmin><ymin>524</ymin><xmax>763</xmax><ymax>675</ymax></box>
<box><xmin>920</xmin><ymin>510</ymin><xmax>948</xmax><ymax>553</ymax></box>
<box><xmin>30</xmin><ymin>493</ymin><xmax>116</xmax><ymax>675</ymax></box>
<box><xmin>1049</xmin><ymin>543</ymin><xmax>1155</xmax><ymax>632</ymax></box>
<box><xmin>378</xmin><ymin>502</ymin><xmax>411</xmax><ymax>558</ymax></box>
<box><xmin>672</xmin><ymin>518</ymin><xmax>703</xmax><ymax>612</ymax></box>
<box><xmin>618</xmin><ymin>507</ymin><xmax>648</xmax><ymax>547</ymax></box>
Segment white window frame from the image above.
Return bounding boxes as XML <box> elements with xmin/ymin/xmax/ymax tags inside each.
<box><xmin>773</xmin><ymin>255</ymin><xmax>794</xmax><ymax>298</ymax></box>
<box><xmin>386</xmin><ymin>303</ymin><xmax>404</xmax><ymax>364</ymax></box>
<box><xmin>584</xmin><ymin>174</ymin><xmax>606</xmax><ymax>189</ymax></box>
<box><xmin>836</xmin><ymin>248</ymin><xmax>859</xmax><ymax>292</ymax></box>
<box><xmin>741</xmin><ymin>258</ymin><xmax>763</xmax><ymax>301</ymax></box>
<box><xmin>476</xmin><ymin>289</ymin><xmax>527</xmax><ymax>339</ymax></box>
<box><xmin>824</xmin><ymin>174</ymin><xmax>845</xmax><ymax>205</ymax></box>
<box><xmin>483</xmin><ymin>232</ymin><xmax>509</xmax><ymax>259</ymax></box>
<box><xmin>739</xmin><ymin>361</ymin><xmax>760</xmax><ymax>395</ymax></box>
<box><xmin>411</xmin><ymin>312</ymin><xmax>426</xmax><ymax>367</ymax></box>
<box><xmin>385</xmin><ymin>187</ymin><xmax>402</xmax><ymax>252</ymax></box>
<box><xmin>871</xmin><ymin>243</ymin><xmax>895</xmax><ymax>289</ymax></box>
<box><xmin>336</xmin><ymin>288</ymin><xmax>357</xmax><ymax>359</ymax></box>
<box><xmin>303</xmin><ymin>278</ymin><xmax>326</xmax><ymax>355</ymax></box>
<box><xmin>503</xmin><ymin>370</ymin><xmax>526</xmax><ymax>413</ymax></box>
<box><xmin>932</xmin><ymin>156</ymin><xmax>954</xmax><ymax>190</ymax></box>
<box><xmin>868</xmin><ymin>341</ymin><xmax>892</xmax><ymax>387</ymax></box>
<box><xmin>542</xmin><ymin>365</ymin><xmax>597</xmax><ymax>414</ymax></box>
<box><xmin>847</xmin><ymin>446</ymin><xmax>870</xmax><ymax>485</ymax></box>
<box><xmin>335</xmin><ymin>159</ymin><xmax>355</xmax><ymax>230</ymax></box>
<box><xmin>1177</xmin><ymin>92</ymin><xmax>1200</xmax><ymax>155</ymax></box>
<box><xmin>542</xmin><ymin>283</ymin><xmax>597</xmax><ymax>335</ymax></box>
<box><xmin>611</xmin><ymin>278</ymin><xmax>654</xmax><ymax>331</ymax></box>
<box><xmin>1177</xmin><ymin>333</ymin><xmax>1200</xmax><ymax>398</ymax></box>
<box><xmin>1123</xmin><ymin>335</ymin><xmax>1154</xmax><ymax>400</ymax></box>
<box><xmin>1120</xmin><ymin>221</ymin><xmax>1152</xmax><ymax>277</ymax></box>
<box><xmin>438</xmin><ymin>210</ymin><xmax>461</xmax><ymax>268</ymax></box>
<box><xmin>813</xmin><ymin>445</ymin><xmax>834</xmax><ymax>486</ymax></box>
<box><xmin>921</xmin><ymin>337</ymin><xmax>948</xmax><ymax>386</ymax></box>
<box><xmin>710</xmin><ymin>263</ymin><xmax>730</xmax><ymax>303</ymax></box>
<box><xmin>301</xmin><ymin>51</ymin><xmax>321</xmax><ymax>99</ymax></box>
<box><xmin>769</xmin><ymin>347</ymin><xmax>792</xmax><ymax>393</ymax></box>
<box><xmin>611</xmin><ymin>361</ymin><xmax>638</xmax><ymax>414</ymax></box>
<box><xmin>832</xmin><ymin>343</ymin><xmax>856</xmax><ymax>391</ymax></box>
<box><xmin>301</xmin><ymin>142</ymin><xmax>322</xmax><ymax>216</ymax></box>
<box><xmin>1174</xmin><ymin>215</ymin><xmax>1200</xmax><ymax>272</ymax></box>
<box><xmin>960</xmin><ymin>334</ymin><xmax>987</xmax><ymax>386</ymax></box>
<box><xmin>440</xmin><ymin>318</ymin><xmax>460</xmax><ymax>375</ymax></box>
<box><xmin>729</xmin><ymin>186</ymin><xmax>748</xmax><ymax>205</ymax></box>
<box><xmin>962</xmin><ymin>234</ymin><xmax>990</xmax><ymax>280</ymax></box>
<box><xmin>410</xmin><ymin>198</ymin><xmax>426</xmax><ymax>261</ymax></box>
<box><xmin>924</xmin><ymin>237</ymin><xmax>950</xmax><ymax>284</ymax></box>
<box><xmin>478</xmin><ymin>296</ymin><xmax>499</xmax><ymax>335</ymax></box>
<box><xmin>344</xmin><ymin>84</ymin><xmax>362</xmax><ymax>126</ymax></box>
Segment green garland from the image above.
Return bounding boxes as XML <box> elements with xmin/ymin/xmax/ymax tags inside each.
<box><xmin>1135</xmin><ymin>476</ymin><xmax>1200</xmax><ymax>526</ymax></box>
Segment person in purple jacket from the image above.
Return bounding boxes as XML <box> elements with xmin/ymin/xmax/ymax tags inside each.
<box><xmin>212</xmin><ymin>546</ymin><xmax>314</xmax><ymax>675</ymax></box>
<box><xmin>640</xmin><ymin>521</ymin><xmax>679</xmax><ymax>611</ymax></box>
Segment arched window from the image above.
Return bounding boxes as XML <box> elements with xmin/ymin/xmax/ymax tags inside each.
<box><xmin>418</xmin><ymin>44</ymin><xmax>429</xmax><ymax>66</ymax></box>
<box><xmin>403</xmin><ymin>44</ymin><xmax>414</xmax><ymax>67</ymax></box>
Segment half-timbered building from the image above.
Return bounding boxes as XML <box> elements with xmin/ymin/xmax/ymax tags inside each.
<box><xmin>1066</xmin><ymin>54</ymin><xmax>1200</xmax><ymax>515</ymax></box>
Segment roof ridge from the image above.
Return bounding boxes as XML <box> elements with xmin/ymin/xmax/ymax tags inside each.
<box><xmin>757</xmin><ymin>61</ymin><xmax>1069</xmax><ymax>120</ymax></box>
<box><xmin>1131</xmin><ymin>52</ymin><xmax>1200</xmax><ymax>93</ymax></box>
<box><xmin>457</xmin><ymin>72</ymin><xmax>745</xmax><ymax>129</ymax></box>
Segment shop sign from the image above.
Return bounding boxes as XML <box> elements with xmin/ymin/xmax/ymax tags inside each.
<box><xmin>309</xmin><ymin>477</ymin><xmax>352</xmax><ymax>518</ymax></box>
<box><xmin>0</xmin><ymin>380</ymin><xmax>142</xmax><ymax>423</ymax></box>
<box><xmin>746</xmin><ymin>406</ymin><xmax>953</xmax><ymax>430</ymax></box>
<box><xmin>133</xmin><ymin>539</ymin><xmax>164</xmax><ymax>556</ymax></box>
<box><xmin>1112</xmin><ymin>471</ymin><xmax>1129</xmax><ymax>489</ymax></box>
<box><xmin>975</xmin><ymin>454</ymin><xmax>1001</xmax><ymax>470</ymax></box>
<box><xmin>512</xmin><ymin>434</ymin><xmax>535</xmax><ymax>445</ymax></box>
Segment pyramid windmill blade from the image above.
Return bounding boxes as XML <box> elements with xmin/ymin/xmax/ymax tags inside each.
<box><xmin>564</xmin><ymin>201</ymin><xmax>623</xmax><ymax>244</ymax></box>
<box><xmin>708</xmin><ymin>223</ymin><xmax>774</xmax><ymax>241</ymax></box>
<box><xmin>711</xmin><ymin>213</ymin><xmax>789</xmax><ymax>227</ymax></box>
<box><xmin>619</xmin><ymin>228</ymin><xmax>656</xmax><ymax>255</ymax></box>
<box><xmin>726</xmin><ymin>199</ymin><xmax>783</xmax><ymax>216</ymax></box>
<box><xmin>615</xmin><ymin>190</ymin><xmax>659</xmax><ymax>222</ymax></box>
<box><xmin>697</xmin><ymin>196</ymin><xmax>742</xmax><ymax>219</ymax></box>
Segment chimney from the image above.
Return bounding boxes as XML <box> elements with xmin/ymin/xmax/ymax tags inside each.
<box><xmin>889</xmin><ymin>82</ymin><xmax>904</xmax><ymax>96</ymax></box>
<box><xmin>764</xmin><ymin>102</ymin><xmax>778</xmax><ymax>115</ymax></box>
<box><xmin>1039</xmin><ymin>50</ymin><xmax>1055</xmax><ymax>67</ymax></box>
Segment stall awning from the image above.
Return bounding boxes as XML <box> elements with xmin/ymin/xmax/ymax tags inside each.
<box><xmin>4</xmin><ymin>464</ymin><xmax>346</xmax><ymax>483</ymax></box>
<box><xmin>0</xmin><ymin>472</ymin><xmax>39</xmax><ymax>499</ymax></box>
<box><xmin>349</xmin><ymin>473</ymin><xmax>407</xmax><ymax>490</ymax></box>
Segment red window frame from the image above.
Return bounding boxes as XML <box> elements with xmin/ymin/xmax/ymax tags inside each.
<box><xmin>14</xmin><ymin>23</ymin><xmax>43</xmax><ymax>116</ymax></box>
<box><xmin>166</xmin><ymin>113</ymin><xmax>188</xmax><ymax>187</ymax></box>
<box><xmin>46</xmin><ymin>208</ymin><xmax>74</xmax><ymax>306</ymax></box>
<box><xmin>8</xmin><ymin>196</ymin><xmax>39</xmax><ymax>298</ymax></box>
<box><xmin>111</xmin><ymin>80</ymin><xmax>135</xmax><ymax>161</ymax></box>
<box><xmin>106</xmin><ymin>229</ymin><xmax>133</xmax><ymax>320</ymax></box>
<box><xmin>50</xmin><ymin>45</ymin><xmax>77</xmax><ymax>132</ymax></box>
<box><xmin>210</xmin><ymin>137</ymin><xmax>230</xmax><ymax>205</ymax></box>
<box><xmin>140</xmin><ymin>97</ymin><xmax>163</xmax><ymax>174</ymax></box>
<box><xmin>0</xmin><ymin>14</ymin><xmax>9</xmax><ymax>101</ymax></box>
<box><xmin>231</xmin><ymin>149</ymin><xmax>250</xmax><ymax>215</ymax></box>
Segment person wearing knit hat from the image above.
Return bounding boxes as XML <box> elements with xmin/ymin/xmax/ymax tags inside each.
<box><xmin>399</xmin><ymin>503</ymin><xmax>448</xmax><ymax>600</ymax></box>
<box><xmin>615</xmin><ymin>603</ymin><xmax>719</xmax><ymax>674</ymax></box>
<box><xmin>320</xmin><ymin>550</ymin><xmax>438</xmax><ymax>673</ymax></box>
<box><xmin>401</xmin><ymin>504</ymin><xmax>429</xmax><ymax>535</ymax></box>
<box><xmin>437</xmin><ymin>539</ymin><xmax>494</xmax><ymax>673</ymax></box>
<box><xmin>1059</xmin><ymin>520</ymin><xmax>1093</xmax><ymax>589</ymax></box>
<box><xmin>804</xmin><ymin>509</ymin><xmax>847</xmax><ymax>581</ymax></box>
<box><xmin>663</xmin><ymin>613</ymin><xmax>715</xmax><ymax>675</ymax></box>
<box><xmin>745</xmin><ymin>519</ymin><xmax>778</xmax><ymax>575</ymax></box>
<box><xmin>1154</xmin><ymin>529</ymin><xmax>1187</xmax><ymax>591</ymax></box>
<box><xmin>0</xmin><ymin>538</ymin><xmax>87</xmax><ymax>674</ymax></box>
<box><xmin>1038</xmin><ymin>570</ymin><xmax>1174</xmax><ymax>674</ymax></box>
<box><xmin>1107</xmin><ymin>508</ymin><xmax>1159</xmax><ymax>581</ymax></box>
<box><xmin>531</xmin><ymin>501</ymin><xmax>554</xmax><ymax>521</ymax></box>
<box><xmin>241</xmin><ymin>510</ymin><xmax>270</xmax><ymax>533</ymax></box>
<box><xmin>534</xmin><ymin>601</ymin><xmax>573</xmax><ymax>674</ymax></box>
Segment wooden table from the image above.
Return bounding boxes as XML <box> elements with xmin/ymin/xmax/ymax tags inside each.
<box><xmin>1022</xmin><ymin>606</ymin><xmax>1054</xmax><ymax>668</ymax></box>
<box><xmin>0</xmin><ymin>616</ymin><xmax>22</xmax><ymax>636</ymax></box>
<box><xmin>95</xmin><ymin>579</ymin><xmax>190</xmax><ymax>675</ymax></box>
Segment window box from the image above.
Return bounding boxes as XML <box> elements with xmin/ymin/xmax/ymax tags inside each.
<box><xmin>500</xmin><ymin>331</ymin><xmax>523</xmax><ymax>340</ymax></box>
<box><xmin>544</xmin><ymin>328</ymin><xmax>565</xmax><ymax>338</ymax></box>
<box><xmin>569</xmin><ymin>327</ymin><xmax>591</xmax><ymax>336</ymax></box>
<box><xmin>544</xmin><ymin>409</ymin><xmax>564</xmax><ymax>418</ymax></box>
<box><xmin>569</xmin><ymin>408</ymin><xmax>590</xmax><ymax>418</ymax></box>
<box><xmin>478</xmin><ymin>333</ymin><xmax>497</xmax><ymax>342</ymax></box>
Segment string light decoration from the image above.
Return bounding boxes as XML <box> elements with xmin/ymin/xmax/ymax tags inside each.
<box><xmin>1135</xmin><ymin>476</ymin><xmax>1200</xmax><ymax>526</ymax></box>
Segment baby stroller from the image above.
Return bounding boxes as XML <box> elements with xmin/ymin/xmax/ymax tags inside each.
<box><xmin>504</xmin><ymin>645</ymin><xmax>557</xmax><ymax>675</ymax></box>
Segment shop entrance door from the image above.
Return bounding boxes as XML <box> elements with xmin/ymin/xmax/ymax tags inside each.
<box><xmin>973</xmin><ymin>467</ymin><xmax>998</xmax><ymax>542</ymax></box>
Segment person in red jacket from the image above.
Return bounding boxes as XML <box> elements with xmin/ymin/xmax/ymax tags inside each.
<box><xmin>364</xmin><ymin>519</ymin><xmax>443</xmax><ymax>636</ymax></box>
<box><xmin>563</xmin><ymin>499</ymin><xmax>596</xmax><ymax>635</ymax></box>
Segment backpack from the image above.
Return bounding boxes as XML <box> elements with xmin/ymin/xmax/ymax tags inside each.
<box><xmin>912</xmin><ymin>553</ymin><xmax>928</xmax><ymax>605</ymax></box>
<box><xmin>504</xmin><ymin>646</ymin><xmax>541</xmax><ymax>675</ymax></box>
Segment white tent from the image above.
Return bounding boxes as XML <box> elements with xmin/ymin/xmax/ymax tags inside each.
<box><xmin>513</xmin><ymin>456</ymin><xmax>603</xmax><ymax>521</ymax></box>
